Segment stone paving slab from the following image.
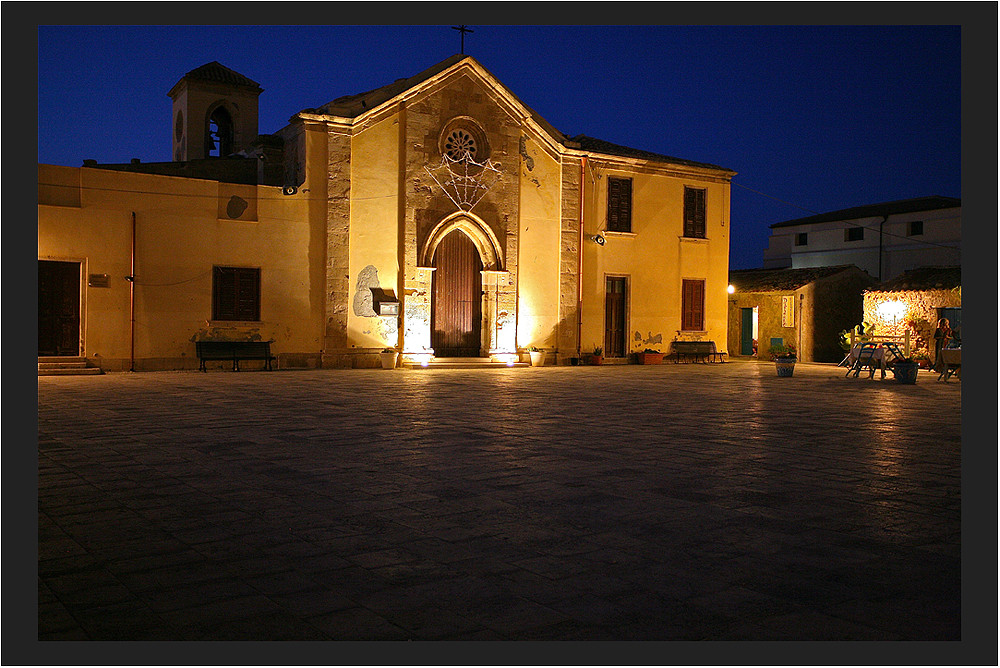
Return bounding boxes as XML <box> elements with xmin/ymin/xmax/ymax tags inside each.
<box><xmin>26</xmin><ymin>361</ymin><xmax>978</xmax><ymax>657</ymax></box>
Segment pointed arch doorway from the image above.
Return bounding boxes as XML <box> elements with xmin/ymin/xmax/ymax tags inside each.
<box><xmin>431</xmin><ymin>230</ymin><xmax>483</xmax><ymax>357</ymax></box>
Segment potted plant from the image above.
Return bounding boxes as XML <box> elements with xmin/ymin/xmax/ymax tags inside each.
<box><xmin>769</xmin><ymin>343</ymin><xmax>797</xmax><ymax>377</ymax></box>
<box><xmin>838</xmin><ymin>321</ymin><xmax>876</xmax><ymax>352</ymax></box>
<box><xmin>913</xmin><ymin>351</ymin><xmax>932</xmax><ymax>370</ymax></box>
<box><xmin>379</xmin><ymin>347</ymin><xmax>398</xmax><ymax>369</ymax></box>
<box><xmin>587</xmin><ymin>346</ymin><xmax>603</xmax><ymax>366</ymax></box>
<box><xmin>527</xmin><ymin>346</ymin><xmax>545</xmax><ymax>367</ymax></box>
<box><xmin>636</xmin><ymin>348</ymin><xmax>664</xmax><ymax>365</ymax></box>
<box><xmin>890</xmin><ymin>356</ymin><xmax>919</xmax><ymax>384</ymax></box>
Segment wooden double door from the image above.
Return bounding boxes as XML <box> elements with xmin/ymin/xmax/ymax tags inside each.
<box><xmin>432</xmin><ymin>231</ymin><xmax>483</xmax><ymax>357</ymax></box>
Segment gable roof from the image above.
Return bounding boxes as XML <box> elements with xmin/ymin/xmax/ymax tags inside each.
<box><xmin>770</xmin><ymin>196</ymin><xmax>960</xmax><ymax>229</ymax></box>
<box><xmin>305</xmin><ymin>55</ymin><xmax>734</xmax><ymax>173</ymax></box>
<box><xmin>173</xmin><ymin>61</ymin><xmax>263</xmax><ymax>92</ymax></box>
<box><xmin>728</xmin><ymin>265</ymin><xmax>867</xmax><ymax>292</ymax></box>
<box><xmin>868</xmin><ymin>266</ymin><xmax>961</xmax><ymax>293</ymax></box>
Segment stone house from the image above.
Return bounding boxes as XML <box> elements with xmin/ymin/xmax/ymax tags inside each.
<box><xmin>727</xmin><ymin>265</ymin><xmax>878</xmax><ymax>363</ymax></box>
<box><xmin>38</xmin><ymin>56</ymin><xmax>736</xmax><ymax>370</ymax></box>
<box><xmin>862</xmin><ymin>266</ymin><xmax>961</xmax><ymax>359</ymax></box>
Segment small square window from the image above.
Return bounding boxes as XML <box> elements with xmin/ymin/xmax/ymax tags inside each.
<box><xmin>794</xmin><ymin>232</ymin><xmax>808</xmax><ymax>246</ymax></box>
<box><xmin>845</xmin><ymin>227</ymin><xmax>864</xmax><ymax>242</ymax></box>
<box><xmin>213</xmin><ymin>266</ymin><xmax>261</xmax><ymax>321</ymax></box>
<box><xmin>907</xmin><ymin>220</ymin><xmax>923</xmax><ymax>236</ymax></box>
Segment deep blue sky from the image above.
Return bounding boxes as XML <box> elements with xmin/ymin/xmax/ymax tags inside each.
<box><xmin>37</xmin><ymin>23</ymin><xmax>962</xmax><ymax>270</ymax></box>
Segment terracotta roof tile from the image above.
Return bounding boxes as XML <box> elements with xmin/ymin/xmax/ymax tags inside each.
<box><xmin>728</xmin><ymin>265</ymin><xmax>866</xmax><ymax>292</ymax></box>
<box><xmin>567</xmin><ymin>135</ymin><xmax>734</xmax><ymax>172</ymax></box>
<box><xmin>182</xmin><ymin>62</ymin><xmax>262</xmax><ymax>91</ymax></box>
<box><xmin>868</xmin><ymin>266</ymin><xmax>961</xmax><ymax>292</ymax></box>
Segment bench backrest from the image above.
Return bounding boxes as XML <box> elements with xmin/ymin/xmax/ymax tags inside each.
<box><xmin>672</xmin><ymin>341</ymin><xmax>715</xmax><ymax>353</ymax></box>
<box><xmin>196</xmin><ymin>341</ymin><xmax>272</xmax><ymax>356</ymax></box>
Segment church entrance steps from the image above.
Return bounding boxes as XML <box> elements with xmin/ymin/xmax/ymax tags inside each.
<box><xmin>38</xmin><ymin>357</ymin><xmax>104</xmax><ymax>376</ymax></box>
<box><xmin>403</xmin><ymin>356</ymin><xmax>529</xmax><ymax>370</ymax></box>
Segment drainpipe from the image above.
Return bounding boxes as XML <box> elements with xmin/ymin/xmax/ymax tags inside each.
<box><xmin>877</xmin><ymin>215</ymin><xmax>889</xmax><ymax>282</ymax></box>
<box><xmin>577</xmin><ymin>156</ymin><xmax>587</xmax><ymax>359</ymax></box>
<box><xmin>129</xmin><ymin>211</ymin><xmax>136</xmax><ymax>372</ymax></box>
<box><xmin>798</xmin><ymin>292</ymin><xmax>804</xmax><ymax>363</ymax></box>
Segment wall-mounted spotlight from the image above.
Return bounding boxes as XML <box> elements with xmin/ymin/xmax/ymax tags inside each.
<box><xmin>590</xmin><ymin>234</ymin><xmax>606</xmax><ymax>246</ymax></box>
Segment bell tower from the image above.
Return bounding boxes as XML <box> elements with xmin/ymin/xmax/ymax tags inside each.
<box><xmin>167</xmin><ymin>62</ymin><xmax>263</xmax><ymax>161</ymax></box>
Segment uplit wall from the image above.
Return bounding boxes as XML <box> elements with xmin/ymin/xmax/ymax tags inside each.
<box><xmin>516</xmin><ymin>134</ymin><xmax>562</xmax><ymax>352</ymax></box>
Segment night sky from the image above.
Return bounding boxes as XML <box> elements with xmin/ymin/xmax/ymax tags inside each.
<box><xmin>37</xmin><ymin>22</ymin><xmax>963</xmax><ymax>270</ymax></box>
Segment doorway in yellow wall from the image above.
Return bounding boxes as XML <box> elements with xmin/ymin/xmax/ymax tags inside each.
<box><xmin>605</xmin><ymin>276</ymin><xmax>627</xmax><ymax>358</ymax></box>
<box><xmin>39</xmin><ymin>260</ymin><xmax>82</xmax><ymax>357</ymax></box>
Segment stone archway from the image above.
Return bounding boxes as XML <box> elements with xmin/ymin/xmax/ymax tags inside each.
<box><xmin>405</xmin><ymin>212</ymin><xmax>516</xmax><ymax>360</ymax></box>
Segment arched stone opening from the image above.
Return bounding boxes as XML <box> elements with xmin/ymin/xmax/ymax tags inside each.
<box><xmin>403</xmin><ymin>213</ymin><xmax>516</xmax><ymax>361</ymax></box>
<box><xmin>205</xmin><ymin>103</ymin><xmax>235</xmax><ymax>157</ymax></box>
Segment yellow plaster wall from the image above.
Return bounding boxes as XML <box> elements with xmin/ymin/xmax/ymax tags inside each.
<box><xmin>516</xmin><ymin>135</ymin><xmax>562</xmax><ymax>349</ymax></box>
<box><xmin>346</xmin><ymin>111</ymin><xmax>402</xmax><ymax>351</ymax></box>
<box><xmin>37</xmin><ymin>164</ymin><xmax>323</xmax><ymax>371</ymax></box>
<box><xmin>578</xmin><ymin>165</ymin><xmax>731</xmax><ymax>356</ymax></box>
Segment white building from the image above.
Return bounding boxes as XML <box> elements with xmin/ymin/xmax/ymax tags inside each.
<box><xmin>761</xmin><ymin>196</ymin><xmax>960</xmax><ymax>282</ymax></box>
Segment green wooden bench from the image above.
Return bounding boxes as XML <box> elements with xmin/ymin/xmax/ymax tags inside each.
<box><xmin>195</xmin><ymin>340</ymin><xmax>275</xmax><ymax>372</ymax></box>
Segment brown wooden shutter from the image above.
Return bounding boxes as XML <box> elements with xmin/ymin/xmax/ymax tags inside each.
<box><xmin>607</xmin><ymin>177</ymin><xmax>632</xmax><ymax>232</ymax></box>
<box><xmin>682</xmin><ymin>279</ymin><xmax>705</xmax><ymax>331</ymax></box>
<box><xmin>213</xmin><ymin>266</ymin><xmax>260</xmax><ymax>321</ymax></box>
<box><xmin>684</xmin><ymin>187</ymin><xmax>706</xmax><ymax>238</ymax></box>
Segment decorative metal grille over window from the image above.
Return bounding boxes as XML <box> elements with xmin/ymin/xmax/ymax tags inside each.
<box><xmin>425</xmin><ymin>153</ymin><xmax>502</xmax><ymax>213</ymax></box>
<box><xmin>426</xmin><ymin>118</ymin><xmax>501</xmax><ymax>212</ymax></box>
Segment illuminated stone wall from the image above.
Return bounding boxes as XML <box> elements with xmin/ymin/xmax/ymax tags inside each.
<box><xmin>863</xmin><ymin>287</ymin><xmax>961</xmax><ymax>355</ymax></box>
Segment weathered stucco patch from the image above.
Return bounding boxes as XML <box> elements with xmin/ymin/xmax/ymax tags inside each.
<box><xmin>637</xmin><ymin>331</ymin><xmax>664</xmax><ymax>347</ymax></box>
<box><xmin>353</xmin><ymin>265</ymin><xmax>381</xmax><ymax>317</ymax></box>
<box><xmin>519</xmin><ymin>135</ymin><xmax>535</xmax><ymax>171</ymax></box>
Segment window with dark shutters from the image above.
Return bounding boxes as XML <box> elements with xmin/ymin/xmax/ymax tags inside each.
<box><xmin>682</xmin><ymin>279</ymin><xmax>705</xmax><ymax>331</ymax></box>
<box><xmin>213</xmin><ymin>266</ymin><xmax>260</xmax><ymax>321</ymax></box>
<box><xmin>684</xmin><ymin>187</ymin><xmax>706</xmax><ymax>238</ymax></box>
<box><xmin>607</xmin><ymin>177</ymin><xmax>632</xmax><ymax>233</ymax></box>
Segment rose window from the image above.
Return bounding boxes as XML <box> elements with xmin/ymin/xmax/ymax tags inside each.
<box><xmin>444</xmin><ymin>129</ymin><xmax>477</xmax><ymax>161</ymax></box>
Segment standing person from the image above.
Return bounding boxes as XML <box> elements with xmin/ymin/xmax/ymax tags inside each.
<box><xmin>933</xmin><ymin>317</ymin><xmax>952</xmax><ymax>372</ymax></box>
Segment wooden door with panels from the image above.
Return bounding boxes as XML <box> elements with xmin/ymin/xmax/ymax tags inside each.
<box><xmin>605</xmin><ymin>276</ymin><xmax>627</xmax><ymax>358</ymax></box>
<box><xmin>432</xmin><ymin>230</ymin><xmax>483</xmax><ymax>357</ymax></box>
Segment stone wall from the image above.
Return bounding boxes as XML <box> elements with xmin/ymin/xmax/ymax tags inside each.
<box><xmin>863</xmin><ymin>287</ymin><xmax>962</xmax><ymax>355</ymax></box>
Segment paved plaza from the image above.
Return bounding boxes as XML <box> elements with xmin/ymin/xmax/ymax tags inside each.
<box><xmin>30</xmin><ymin>359</ymin><xmax>971</xmax><ymax>655</ymax></box>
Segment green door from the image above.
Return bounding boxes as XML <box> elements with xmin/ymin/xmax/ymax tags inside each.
<box><xmin>740</xmin><ymin>307</ymin><xmax>754</xmax><ymax>356</ymax></box>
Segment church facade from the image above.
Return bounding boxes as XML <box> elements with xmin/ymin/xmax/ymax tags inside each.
<box><xmin>38</xmin><ymin>55</ymin><xmax>736</xmax><ymax>370</ymax></box>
